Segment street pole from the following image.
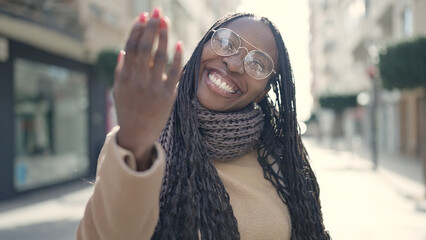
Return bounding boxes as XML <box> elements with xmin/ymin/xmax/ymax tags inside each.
<box><xmin>422</xmin><ymin>87</ymin><xmax>426</xmax><ymax>199</ymax></box>
<box><xmin>368</xmin><ymin>65</ymin><xmax>379</xmax><ymax>170</ymax></box>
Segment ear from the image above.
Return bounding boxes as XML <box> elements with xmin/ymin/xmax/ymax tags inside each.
<box><xmin>253</xmin><ymin>85</ymin><xmax>271</xmax><ymax>103</ymax></box>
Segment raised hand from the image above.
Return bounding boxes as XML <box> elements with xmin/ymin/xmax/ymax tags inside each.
<box><xmin>113</xmin><ymin>8</ymin><xmax>183</xmax><ymax>170</ymax></box>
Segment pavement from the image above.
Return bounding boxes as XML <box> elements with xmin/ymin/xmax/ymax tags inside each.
<box><xmin>0</xmin><ymin>138</ymin><xmax>425</xmax><ymax>240</ymax></box>
<box><xmin>305</xmin><ymin>137</ymin><xmax>426</xmax><ymax>240</ymax></box>
<box><xmin>0</xmin><ymin>181</ymin><xmax>93</xmax><ymax>240</ymax></box>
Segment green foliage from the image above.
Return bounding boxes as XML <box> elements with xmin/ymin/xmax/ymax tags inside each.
<box><xmin>95</xmin><ymin>49</ymin><xmax>119</xmax><ymax>87</ymax></box>
<box><xmin>319</xmin><ymin>94</ymin><xmax>358</xmax><ymax>112</ymax></box>
<box><xmin>378</xmin><ymin>37</ymin><xmax>426</xmax><ymax>89</ymax></box>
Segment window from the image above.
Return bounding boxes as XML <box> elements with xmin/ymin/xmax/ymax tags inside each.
<box><xmin>14</xmin><ymin>58</ymin><xmax>89</xmax><ymax>191</ymax></box>
<box><xmin>402</xmin><ymin>7</ymin><xmax>413</xmax><ymax>37</ymax></box>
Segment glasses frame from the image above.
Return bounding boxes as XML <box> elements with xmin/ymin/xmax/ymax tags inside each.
<box><xmin>210</xmin><ymin>28</ymin><xmax>277</xmax><ymax>80</ymax></box>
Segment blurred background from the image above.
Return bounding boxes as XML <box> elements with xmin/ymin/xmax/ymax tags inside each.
<box><xmin>0</xmin><ymin>0</ymin><xmax>425</xmax><ymax>239</ymax></box>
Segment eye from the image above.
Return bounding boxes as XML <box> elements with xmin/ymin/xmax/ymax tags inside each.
<box><xmin>247</xmin><ymin>60</ymin><xmax>265</xmax><ymax>73</ymax></box>
<box><xmin>245</xmin><ymin>51</ymin><xmax>274</xmax><ymax>78</ymax></box>
<box><xmin>220</xmin><ymin>38</ymin><xmax>237</xmax><ymax>52</ymax></box>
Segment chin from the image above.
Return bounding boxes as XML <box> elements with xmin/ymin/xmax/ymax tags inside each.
<box><xmin>197</xmin><ymin>90</ymin><xmax>223</xmax><ymax>112</ymax></box>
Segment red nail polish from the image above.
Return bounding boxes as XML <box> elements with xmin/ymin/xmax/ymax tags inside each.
<box><xmin>176</xmin><ymin>41</ymin><xmax>183</xmax><ymax>52</ymax></box>
<box><xmin>117</xmin><ymin>50</ymin><xmax>125</xmax><ymax>63</ymax></box>
<box><xmin>152</xmin><ymin>8</ymin><xmax>160</xmax><ymax>19</ymax></box>
<box><xmin>138</xmin><ymin>12</ymin><xmax>148</xmax><ymax>23</ymax></box>
<box><xmin>159</xmin><ymin>17</ymin><xmax>167</xmax><ymax>29</ymax></box>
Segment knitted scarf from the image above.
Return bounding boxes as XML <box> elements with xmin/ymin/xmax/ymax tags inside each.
<box><xmin>159</xmin><ymin>99</ymin><xmax>265</xmax><ymax>161</ymax></box>
<box><xmin>196</xmin><ymin>101</ymin><xmax>264</xmax><ymax>161</ymax></box>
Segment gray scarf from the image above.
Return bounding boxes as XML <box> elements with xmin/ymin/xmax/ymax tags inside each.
<box><xmin>196</xmin><ymin>101</ymin><xmax>264</xmax><ymax>161</ymax></box>
<box><xmin>159</xmin><ymin>100</ymin><xmax>265</xmax><ymax>162</ymax></box>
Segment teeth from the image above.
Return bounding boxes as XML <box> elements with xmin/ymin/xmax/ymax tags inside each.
<box><xmin>208</xmin><ymin>72</ymin><xmax>235</xmax><ymax>93</ymax></box>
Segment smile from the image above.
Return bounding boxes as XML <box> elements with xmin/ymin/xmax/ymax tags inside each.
<box><xmin>207</xmin><ymin>71</ymin><xmax>238</xmax><ymax>94</ymax></box>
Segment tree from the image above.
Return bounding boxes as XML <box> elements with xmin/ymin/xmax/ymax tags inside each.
<box><xmin>319</xmin><ymin>94</ymin><xmax>359</xmax><ymax>113</ymax></box>
<box><xmin>378</xmin><ymin>37</ymin><xmax>426</xmax><ymax>199</ymax></box>
<box><xmin>95</xmin><ymin>49</ymin><xmax>119</xmax><ymax>87</ymax></box>
<box><xmin>319</xmin><ymin>94</ymin><xmax>359</xmax><ymax>138</ymax></box>
<box><xmin>378</xmin><ymin>38</ymin><xmax>426</xmax><ymax>89</ymax></box>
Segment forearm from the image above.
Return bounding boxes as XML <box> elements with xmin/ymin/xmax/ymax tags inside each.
<box><xmin>77</xmin><ymin>127</ymin><xmax>165</xmax><ymax>240</ymax></box>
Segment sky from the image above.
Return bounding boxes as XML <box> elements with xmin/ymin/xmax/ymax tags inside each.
<box><xmin>237</xmin><ymin>0</ymin><xmax>312</xmax><ymax>121</ymax></box>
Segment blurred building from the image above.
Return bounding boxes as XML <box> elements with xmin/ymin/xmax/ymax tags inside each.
<box><xmin>309</xmin><ymin>0</ymin><xmax>425</xmax><ymax>157</ymax></box>
<box><xmin>0</xmin><ymin>0</ymin><xmax>239</xmax><ymax>201</ymax></box>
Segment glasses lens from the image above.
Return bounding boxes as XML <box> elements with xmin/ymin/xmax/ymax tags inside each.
<box><xmin>244</xmin><ymin>51</ymin><xmax>274</xmax><ymax>79</ymax></box>
<box><xmin>211</xmin><ymin>29</ymin><xmax>240</xmax><ymax>56</ymax></box>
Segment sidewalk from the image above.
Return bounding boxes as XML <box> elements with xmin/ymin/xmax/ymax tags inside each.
<box><xmin>0</xmin><ymin>181</ymin><xmax>93</xmax><ymax>240</ymax></box>
<box><xmin>304</xmin><ymin>137</ymin><xmax>426</xmax><ymax>240</ymax></box>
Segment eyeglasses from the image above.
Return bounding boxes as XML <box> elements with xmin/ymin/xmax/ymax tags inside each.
<box><xmin>210</xmin><ymin>28</ymin><xmax>276</xmax><ymax>80</ymax></box>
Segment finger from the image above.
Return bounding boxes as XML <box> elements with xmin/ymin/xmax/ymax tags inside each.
<box><xmin>151</xmin><ymin>17</ymin><xmax>169</xmax><ymax>81</ymax></box>
<box><xmin>166</xmin><ymin>41</ymin><xmax>183</xmax><ymax>91</ymax></box>
<box><xmin>136</xmin><ymin>8</ymin><xmax>161</xmax><ymax>69</ymax></box>
<box><xmin>114</xmin><ymin>50</ymin><xmax>126</xmax><ymax>85</ymax></box>
<box><xmin>124</xmin><ymin>12</ymin><xmax>148</xmax><ymax>66</ymax></box>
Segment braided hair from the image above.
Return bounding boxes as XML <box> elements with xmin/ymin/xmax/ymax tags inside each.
<box><xmin>153</xmin><ymin>12</ymin><xmax>331</xmax><ymax>240</ymax></box>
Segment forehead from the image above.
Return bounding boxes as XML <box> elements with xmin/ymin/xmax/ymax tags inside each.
<box><xmin>223</xmin><ymin>17</ymin><xmax>278</xmax><ymax>63</ymax></box>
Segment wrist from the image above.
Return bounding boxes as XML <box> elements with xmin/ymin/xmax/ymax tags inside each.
<box><xmin>136</xmin><ymin>145</ymin><xmax>157</xmax><ymax>171</ymax></box>
<box><xmin>116</xmin><ymin>128</ymin><xmax>156</xmax><ymax>171</ymax></box>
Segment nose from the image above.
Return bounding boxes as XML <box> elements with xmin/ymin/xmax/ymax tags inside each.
<box><xmin>223</xmin><ymin>48</ymin><xmax>247</xmax><ymax>75</ymax></box>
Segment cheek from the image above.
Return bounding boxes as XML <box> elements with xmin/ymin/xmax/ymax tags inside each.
<box><xmin>250</xmin><ymin>82</ymin><xmax>269</xmax><ymax>95</ymax></box>
<box><xmin>246</xmin><ymin>82</ymin><xmax>269</xmax><ymax>102</ymax></box>
<box><xmin>200</xmin><ymin>43</ymin><xmax>216</xmax><ymax>62</ymax></box>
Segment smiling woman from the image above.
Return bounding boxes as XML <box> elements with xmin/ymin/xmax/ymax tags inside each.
<box><xmin>77</xmin><ymin>8</ymin><xmax>330</xmax><ymax>240</ymax></box>
<box><xmin>197</xmin><ymin>19</ymin><xmax>276</xmax><ymax>112</ymax></box>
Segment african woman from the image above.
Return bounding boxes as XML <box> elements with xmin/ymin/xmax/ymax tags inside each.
<box><xmin>77</xmin><ymin>8</ymin><xmax>330</xmax><ymax>240</ymax></box>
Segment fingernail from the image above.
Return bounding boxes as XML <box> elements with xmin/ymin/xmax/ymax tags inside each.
<box><xmin>176</xmin><ymin>41</ymin><xmax>183</xmax><ymax>52</ymax></box>
<box><xmin>138</xmin><ymin>12</ymin><xmax>148</xmax><ymax>23</ymax></box>
<box><xmin>152</xmin><ymin>8</ymin><xmax>160</xmax><ymax>18</ymax></box>
<box><xmin>159</xmin><ymin>17</ymin><xmax>168</xmax><ymax>29</ymax></box>
<box><xmin>117</xmin><ymin>50</ymin><xmax>125</xmax><ymax>63</ymax></box>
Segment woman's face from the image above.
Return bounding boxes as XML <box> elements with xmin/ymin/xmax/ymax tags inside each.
<box><xmin>197</xmin><ymin>17</ymin><xmax>278</xmax><ymax>112</ymax></box>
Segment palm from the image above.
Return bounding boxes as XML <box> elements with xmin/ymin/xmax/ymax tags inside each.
<box><xmin>113</xmin><ymin>11</ymin><xmax>182</xmax><ymax>168</ymax></box>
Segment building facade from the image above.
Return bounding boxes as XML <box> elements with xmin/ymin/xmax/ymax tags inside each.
<box><xmin>309</xmin><ymin>0</ymin><xmax>425</xmax><ymax>157</ymax></box>
<box><xmin>0</xmin><ymin>0</ymin><xmax>239</xmax><ymax>200</ymax></box>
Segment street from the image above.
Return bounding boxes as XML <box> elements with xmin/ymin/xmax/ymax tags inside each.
<box><xmin>0</xmin><ymin>138</ymin><xmax>425</xmax><ymax>240</ymax></box>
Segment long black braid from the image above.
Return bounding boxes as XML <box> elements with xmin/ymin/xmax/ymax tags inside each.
<box><xmin>152</xmin><ymin>12</ymin><xmax>330</xmax><ymax>240</ymax></box>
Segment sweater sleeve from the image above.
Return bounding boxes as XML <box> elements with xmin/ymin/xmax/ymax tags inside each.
<box><xmin>76</xmin><ymin>126</ymin><xmax>166</xmax><ymax>240</ymax></box>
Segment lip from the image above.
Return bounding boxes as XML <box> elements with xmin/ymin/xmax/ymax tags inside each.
<box><xmin>202</xmin><ymin>67</ymin><xmax>242</xmax><ymax>98</ymax></box>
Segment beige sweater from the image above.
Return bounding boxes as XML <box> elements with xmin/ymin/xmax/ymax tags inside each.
<box><xmin>77</xmin><ymin>127</ymin><xmax>291</xmax><ymax>239</ymax></box>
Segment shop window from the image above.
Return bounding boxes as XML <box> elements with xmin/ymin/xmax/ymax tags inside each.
<box><xmin>14</xmin><ymin>58</ymin><xmax>89</xmax><ymax>191</ymax></box>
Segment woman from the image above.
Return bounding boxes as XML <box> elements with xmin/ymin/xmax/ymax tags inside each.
<box><xmin>77</xmin><ymin>8</ymin><xmax>331</xmax><ymax>240</ymax></box>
